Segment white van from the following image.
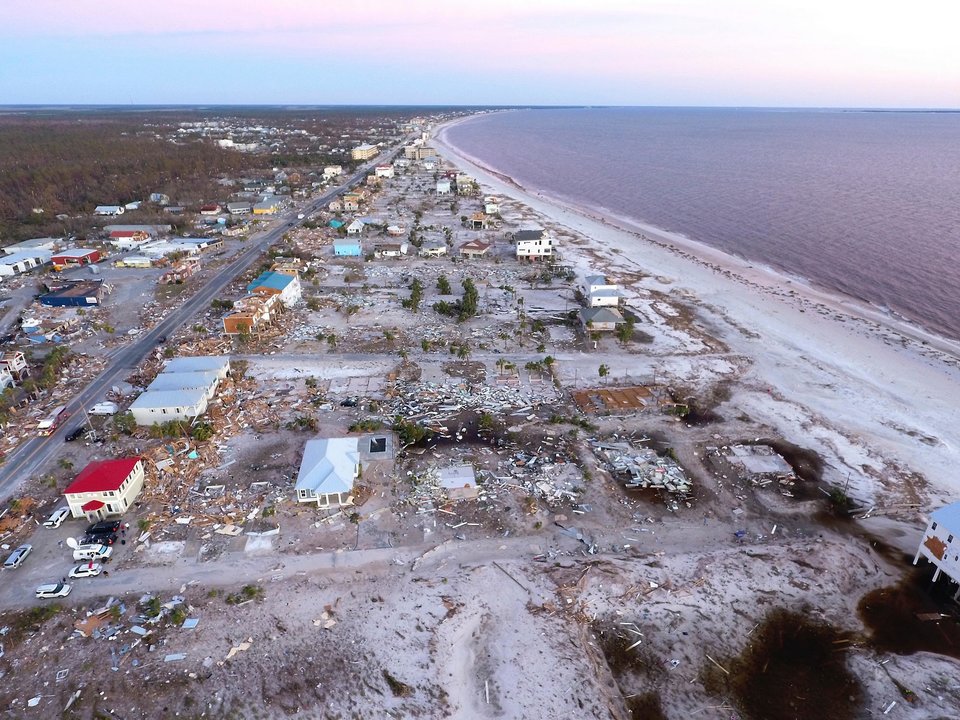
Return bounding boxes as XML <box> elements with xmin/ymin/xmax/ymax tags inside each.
<box><xmin>88</xmin><ymin>402</ymin><xmax>119</xmax><ymax>416</ymax></box>
<box><xmin>72</xmin><ymin>544</ymin><xmax>112</xmax><ymax>562</ymax></box>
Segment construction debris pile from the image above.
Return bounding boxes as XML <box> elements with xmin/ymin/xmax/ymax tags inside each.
<box><xmin>72</xmin><ymin>592</ymin><xmax>199</xmax><ymax>673</ymax></box>
<box><xmin>595</xmin><ymin>441</ymin><xmax>692</xmax><ymax>509</ymax></box>
<box><xmin>388</xmin><ymin>379</ymin><xmax>557</xmax><ymax>432</ymax></box>
<box><xmin>402</xmin><ymin>433</ymin><xmax>584</xmax><ymax>515</ymax></box>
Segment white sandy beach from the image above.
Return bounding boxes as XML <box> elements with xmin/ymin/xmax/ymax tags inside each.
<box><xmin>435</xmin><ymin>115</ymin><xmax>960</xmax><ymax>513</ymax></box>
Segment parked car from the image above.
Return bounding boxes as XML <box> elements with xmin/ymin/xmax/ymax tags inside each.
<box><xmin>35</xmin><ymin>583</ymin><xmax>72</xmax><ymax>599</ymax></box>
<box><xmin>42</xmin><ymin>507</ymin><xmax>70</xmax><ymax>529</ymax></box>
<box><xmin>81</xmin><ymin>533</ymin><xmax>117</xmax><ymax>546</ymax></box>
<box><xmin>157</xmin><ymin>335</ymin><xmax>167</xmax><ymax>344</ymax></box>
<box><xmin>68</xmin><ymin>563</ymin><xmax>103</xmax><ymax>579</ymax></box>
<box><xmin>86</xmin><ymin>520</ymin><xmax>121</xmax><ymax>535</ymax></box>
<box><xmin>3</xmin><ymin>544</ymin><xmax>32</xmax><ymax>569</ymax></box>
<box><xmin>72</xmin><ymin>544</ymin><xmax>112</xmax><ymax>562</ymax></box>
<box><xmin>65</xmin><ymin>426</ymin><xmax>86</xmax><ymax>442</ymax></box>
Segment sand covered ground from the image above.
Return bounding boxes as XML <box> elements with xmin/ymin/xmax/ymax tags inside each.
<box><xmin>435</xmin><ymin>116</ymin><xmax>960</xmax><ymax>513</ymax></box>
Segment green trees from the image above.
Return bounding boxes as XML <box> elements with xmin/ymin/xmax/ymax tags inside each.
<box><xmin>402</xmin><ymin>279</ymin><xmax>424</xmax><ymax>312</ymax></box>
<box><xmin>616</xmin><ymin>318</ymin><xmax>636</xmax><ymax>344</ymax></box>
<box><xmin>113</xmin><ymin>412</ymin><xmax>136</xmax><ymax>435</ymax></box>
<box><xmin>436</xmin><ymin>275</ymin><xmax>452</xmax><ymax>294</ymax></box>
<box><xmin>433</xmin><ymin>277</ymin><xmax>479</xmax><ymax>322</ymax></box>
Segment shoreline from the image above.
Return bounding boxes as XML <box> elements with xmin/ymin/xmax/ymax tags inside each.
<box><xmin>433</xmin><ymin>115</ymin><xmax>960</xmax><ymax>502</ymax></box>
<box><xmin>436</xmin><ymin>113</ymin><xmax>960</xmax><ymax>362</ymax></box>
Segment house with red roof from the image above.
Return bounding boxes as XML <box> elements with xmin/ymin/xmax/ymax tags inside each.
<box><xmin>63</xmin><ymin>457</ymin><xmax>145</xmax><ymax>521</ymax></box>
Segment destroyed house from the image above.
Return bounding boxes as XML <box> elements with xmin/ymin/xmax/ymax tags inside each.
<box><xmin>247</xmin><ymin>270</ymin><xmax>301</xmax><ymax>307</ymax></box>
<box><xmin>0</xmin><ymin>250</ymin><xmax>51</xmax><ymax>276</ymax></box>
<box><xmin>915</xmin><ymin>503</ymin><xmax>960</xmax><ymax>597</ymax></box>
<box><xmin>39</xmin><ymin>280</ymin><xmax>104</xmax><ymax>307</ymax></box>
<box><xmin>64</xmin><ymin>457</ymin><xmax>145</xmax><ymax>520</ymax></box>
<box><xmin>223</xmin><ymin>294</ymin><xmax>279</xmax><ymax>336</ymax></box>
<box><xmin>295</xmin><ymin>438</ymin><xmax>359</xmax><ymax>508</ymax></box>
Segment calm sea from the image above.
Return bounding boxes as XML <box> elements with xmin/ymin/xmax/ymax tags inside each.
<box><xmin>446</xmin><ymin>108</ymin><xmax>960</xmax><ymax>341</ymax></box>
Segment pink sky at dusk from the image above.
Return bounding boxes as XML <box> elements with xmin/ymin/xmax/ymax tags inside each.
<box><xmin>1</xmin><ymin>0</ymin><xmax>958</xmax><ymax>106</ymax></box>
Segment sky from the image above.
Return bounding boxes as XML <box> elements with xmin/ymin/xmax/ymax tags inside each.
<box><xmin>1</xmin><ymin>0</ymin><xmax>957</xmax><ymax>107</ymax></box>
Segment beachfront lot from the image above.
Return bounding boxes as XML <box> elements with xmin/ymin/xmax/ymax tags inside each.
<box><xmin>2</xmin><ymin>151</ymin><xmax>960</xmax><ymax>719</ymax></box>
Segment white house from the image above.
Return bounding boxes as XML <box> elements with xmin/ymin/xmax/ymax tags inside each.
<box><xmin>375</xmin><ymin>165</ymin><xmax>395</xmax><ymax>178</ymax></box>
<box><xmin>94</xmin><ymin>205</ymin><xmax>125</xmax><ymax>216</ymax></box>
<box><xmin>247</xmin><ymin>270</ymin><xmax>302</xmax><ymax>308</ymax></box>
<box><xmin>63</xmin><ymin>457</ymin><xmax>145</xmax><ymax>520</ymax></box>
<box><xmin>582</xmin><ymin>274</ymin><xmax>621</xmax><ymax>307</ymax></box>
<box><xmin>516</xmin><ymin>233</ymin><xmax>554</xmax><ymax>261</ymax></box>
<box><xmin>0</xmin><ymin>250</ymin><xmax>52</xmax><ymax>276</ymax></box>
<box><xmin>0</xmin><ymin>367</ymin><xmax>13</xmax><ymax>390</ymax></box>
<box><xmin>323</xmin><ymin>165</ymin><xmax>343</xmax><ymax>178</ymax></box>
<box><xmin>914</xmin><ymin>503</ymin><xmax>960</xmax><ymax>597</ymax></box>
<box><xmin>420</xmin><ymin>241</ymin><xmax>447</xmax><ymax>258</ymax></box>
<box><xmin>436</xmin><ymin>179</ymin><xmax>451</xmax><ymax>195</ymax></box>
<box><xmin>346</xmin><ymin>220</ymin><xmax>365</xmax><ymax>236</ymax></box>
<box><xmin>294</xmin><ymin>438</ymin><xmax>360</xmax><ymax>508</ymax></box>
<box><xmin>129</xmin><ymin>388</ymin><xmax>209</xmax><ymax>425</ymax></box>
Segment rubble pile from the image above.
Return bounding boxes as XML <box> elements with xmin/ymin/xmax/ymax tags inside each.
<box><xmin>402</xmin><ymin>435</ymin><xmax>583</xmax><ymax>513</ymax></box>
<box><xmin>595</xmin><ymin>441</ymin><xmax>693</xmax><ymax>505</ymax></box>
<box><xmin>388</xmin><ymin>378</ymin><xmax>557</xmax><ymax>432</ymax></box>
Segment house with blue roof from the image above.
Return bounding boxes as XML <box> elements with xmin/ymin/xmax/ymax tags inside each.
<box><xmin>333</xmin><ymin>238</ymin><xmax>362</xmax><ymax>257</ymax></box>
<box><xmin>915</xmin><ymin>502</ymin><xmax>960</xmax><ymax>598</ymax></box>
<box><xmin>247</xmin><ymin>270</ymin><xmax>301</xmax><ymax>308</ymax></box>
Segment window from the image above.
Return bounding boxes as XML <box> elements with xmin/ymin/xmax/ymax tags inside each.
<box><xmin>949</xmin><ymin>535</ymin><xmax>954</xmax><ymax>543</ymax></box>
<box><xmin>932</xmin><ymin>522</ymin><xmax>938</xmax><ymax>530</ymax></box>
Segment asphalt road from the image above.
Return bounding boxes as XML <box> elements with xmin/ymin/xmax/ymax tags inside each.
<box><xmin>0</xmin><ymin>140</ymin><xmax>409</xmax><ymax>500</ymax></box>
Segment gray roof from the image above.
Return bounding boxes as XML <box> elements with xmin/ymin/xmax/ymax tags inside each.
<box><xmin>295</xmin><ymin>438</ymin><xmax>359</xmax><ymax>496</ymax></box>
<box><xmin>163</xmin><ymin>356</ymin><xmax>230</xmax><ymax>374</ymax></box>
<box><xmin>4</xmin><ymin>237</ymin><xmax>61</xmax><ymax>254</ymax></box>
<box><xmin>147</xmin><ymin>371</ymin><xmax>220</xmax><ymax>393</ymax></box>
<box><xmin>931</xmin><ymin>503</ymin><xmax>960</xmax><ymax>531</ymax></box>
<box><xmin>1</xmin><ymin>249</ymin><xmax>52</xmax><ymax>265</ymax></box>
<box><xmin>580</xmin><ymin>307</ymin><xmax>624</xmax><ymax>324</ymax></box>
<box><xmin>104</xmin><ymin>224</ymin><xmax>171</xmax><ymax>234</ymax></box>
<box><xmin>129</xmin><ymin>388</ymin><xmax>207</xmax><ymax>410</ymax></box>
<box><xmin>590</xmin><ymin>288</ymin><xmax>621</xmax><ymax>299</ymax></box>
<box><xmin>514</xmin><ymin>229</ymin><xmax>544</xmax><ymax>241</ymax></box>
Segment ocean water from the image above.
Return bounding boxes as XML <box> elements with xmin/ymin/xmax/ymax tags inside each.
<box><xmin>446</xmin><ymin>108</ymin><xmax>960</xmax><ymax>341</ymax></box>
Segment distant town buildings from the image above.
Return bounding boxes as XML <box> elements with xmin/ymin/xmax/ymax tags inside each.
<box><xmin>351</xmin><ymin>144</ymin><xmax>379</xmax><ymax>161</ymax></box>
